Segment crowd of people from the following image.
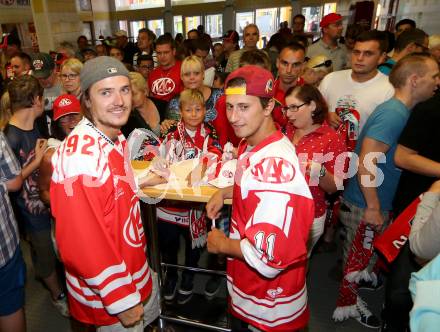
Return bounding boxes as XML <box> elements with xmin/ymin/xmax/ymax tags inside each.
<box><xmin>1</xmin><ymin>11</ymin><xmax>440</xmax><ymax>332</ymax></box>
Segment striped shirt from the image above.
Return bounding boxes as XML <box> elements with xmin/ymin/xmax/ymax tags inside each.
<box><xmin>0</xmin><ymin>132</ymin><xmax>21</xmax><ymax>267</ymax></box>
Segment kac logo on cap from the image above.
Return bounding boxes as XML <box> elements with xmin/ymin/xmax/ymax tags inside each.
<box><xmin>107</xmin><ymin>67</ymin><xmax>118</xmax><ymax>74</ymax></box>
<box><xmin>33</xmin><ymin>59</ymin><xmax>44</xmax><ymax>70</ymax></box>
<box><xmin>265</xmin><ymin>79</ymin><xmax>274</xmax><ymax>94</ymax></box>
<box><xmin>58</xmin><ymin>98</ymin><xmax>72</xmax><ymax>107</ymax></box>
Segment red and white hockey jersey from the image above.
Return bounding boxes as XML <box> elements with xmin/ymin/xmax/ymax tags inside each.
<box><xmin>50</xmin><ymin>118</ymin><xmax>152</xmax><ymax>326</ymax></box>
<box><xmin>228</xmin><ymin>130</ymin><xmax>315</xmax><ymax>331</ymax></box>
<box><xmin>156</xmin><ymin>121</ymin><xmax>222</xmax><ymax>227</ymax></box>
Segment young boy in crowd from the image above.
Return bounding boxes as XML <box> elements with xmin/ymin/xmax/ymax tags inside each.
<box><xmin>147</xmin><ymin>89</ymin><xmax>222</xmax><ymax>304</ymax></box>
<box><xmin>4</xmin><ymin>75</ymin><xmax>68</xmax><ymax>317</ymax></box>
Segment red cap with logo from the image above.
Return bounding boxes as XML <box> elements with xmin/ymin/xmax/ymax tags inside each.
<box><xmin>225</xmin><ymin>65</ymin><xmax>275</xmax><ymax>99</ymax></box>
<box><xmin>320</xmin><ymin>13</ymin><xmax>343</xmax><ymax>28</ymax></box>
<box><xmin>53</xmin><ymin>94</ymin><xmax>81</xmax><ymax>121</ymax></box>
<box><xmin>222</xmin><ymin>30</ymin><xmax>239</xmax><ymax>44</ymax></box>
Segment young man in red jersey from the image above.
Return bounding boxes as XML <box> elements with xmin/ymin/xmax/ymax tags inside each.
<box><xmin>206</xmin><ymin>65</ymin><xmax>315</xmax><ymax>331</ymax></box>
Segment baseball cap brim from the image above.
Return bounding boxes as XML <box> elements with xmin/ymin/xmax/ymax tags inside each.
<box><xmin>53</xmin><ymin>110</ymin><xmax>81</xmax><ymax>121</ymax></box>
<box><xmin>33</xmin><ymin>70</ymin><xmax>51</xmax><ymax>79</ymax></box>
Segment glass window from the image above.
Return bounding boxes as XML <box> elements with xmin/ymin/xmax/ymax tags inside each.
<box><xmin>302</xmin><ymin>6</ymin><xmax>322</xmax><ymax>34</ymax></box>
<box><xmin>236</xmin><ymin>12</ymin><xmax>254</xmax><ymax>37</ymax></box>
<box><xmin>256</xmin><ymin>8</ymin><xmax>277</xmax><ymax>48</ymax></box>
<box><xmin>280</xmin><ymin>6</ymin><xmax>292</xmax><ymax>28</ymax></box>
<box><xmin>130</xmin><ymin>21</ymin><xmax>146</xmax><ymax>38</ymax></box>
<box><xmin>205</xmin><ymin>14</ymin><xmax>222</xmax><ymax>38</ymax></box>
<box><xmin>323</xmin><ymin>3</ymin><xmax>337</xmax><ymax>16</ymax></box>
<box><xmin>174</xmin><ymin>16</ymin><xmax>183</xmax><ymax>36</ymax></box>
<box><xmin>78</xmin><ymin>0</ymin><xmax>92</xmax><ymax>11</ymax></box>
<box><xmin>119</xmin><ymin>20</ymin><xmax>128</xmax><ymax>32</ymax></box>
<box><xmin>115</xmin><ymin>0</ymin><xmax>164</xmax><ymax>10</ymax></box>
<box><xmin>185</xmin><ymin>16</ymin><xmax>202</xmax><ymax>35</ymax></box>
<box><xmin>148</xmin><ymin>19</ymin><xmax>164</xmax><ymax>37</ymax></box>
<box><xmin>171</xmin><ymin>0</ymin><xmax>223</xmax><ymax>4</ymax></box>
<box><xmin>81</xmin><ymin>22</ymin><xmax>93</xmax><ymax>41</ymax></box>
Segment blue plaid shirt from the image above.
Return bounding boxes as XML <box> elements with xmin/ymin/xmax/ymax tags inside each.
<box><xmin>0</xmin><ymin>132</ymin><xmax>21</xmax><ymax>267</ymax></box>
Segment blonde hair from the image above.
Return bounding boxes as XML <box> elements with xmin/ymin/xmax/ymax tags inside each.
<box><xmin>61</xmin><ymin>58</ymin><xmax>83</xmax><ymax>74</ymax></box>
<box><xmin>0</xmin><ymin>91</ymin><xmax>11</xmax><ymax>130</ymax></box>
<box><xmin>129</xmin><ymin>71</ymin><xmax>147</xmax><ymax>92</ymax></box>
<box><xmin>179</xmin><ymin>89</ymin><xmax>205</xmax><ymax>108</ymax></box>
<box><xmin>181</xmin><ymin>55</ymin><xmax>205</xmax><ymax>78</ymax></box>
<box><xmin>429</xmin><ymin>34</ymin><xmax>440</xmax><ymax>49</ymax></box>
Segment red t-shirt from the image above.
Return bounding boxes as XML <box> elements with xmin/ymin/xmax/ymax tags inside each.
<box><xmin>212</xmin><ymin>94</ymin><xmax>241</xmax><ymax>147</ymax></box>
<box><xmin>272</xmin><ymin>78</ymin><xmax>305</xmax><ymax>127</ymax></box>
<box><xmin>286</xmin><ymin>121</ymin><xmax>347</xmax><ymax>217</ymax></box>
<box><xmin>148</xmin><ymin>61</ymin><xmax>183</xmax><ymax>102</ymax></box>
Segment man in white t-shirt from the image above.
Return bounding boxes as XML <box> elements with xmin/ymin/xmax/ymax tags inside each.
<box><xmin>319</xmin><ymin>30</ymin><xmax>394</xmax><ymax>151</ymax></box>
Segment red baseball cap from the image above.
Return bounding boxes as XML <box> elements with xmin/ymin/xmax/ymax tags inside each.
<box><xmin>320</xmin><ymin>13</ymin><xmax>343</xmax><ymax>28</ymax></box>
<box><xmin>225</xmin><ymin>65</ymin><xmax>275</xmax><ymax>99</ymax></box>
<box><xmin>53</xmin><ymin>94</ymin><xmax>81</xmax><ymax>121</ymax></box>
<box><xmin>222</xmin><ymin>30</ymin><xmax>239</xmax><ymax>44</ymax></box>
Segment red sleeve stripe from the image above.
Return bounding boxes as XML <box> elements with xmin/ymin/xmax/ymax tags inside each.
<box><xmin>132</xmin><ymin>260</ymin><xmax>149</xmax><ymax>281</ymax></box>
<box><xmin>84</xmin><ymin>262</ymin><xmax>127</xmax><ymax>286</ymax></box>
<box><xmin>95</xmin><ymin>275</ymin><xmax>134</xmax><ymax>297</ymax></box>
<box><xmin>66</xmin><ymin>271</ymin><xmax>96</xmax><ymax>297</ymax></box>
<box><xmin>66</xmin><ymin>282</ymin><xmax>104</xmax><ymax>309</ymax></box>
<box><xmin>135</xmin><ymin>267</ymin><xmax>151</xmax><ymax>290</ymax></box>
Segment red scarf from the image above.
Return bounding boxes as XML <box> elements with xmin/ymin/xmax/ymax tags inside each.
<box><xmin>176</xmin><ymin>121</ymin><xmax>205</xmax><ymax>159</ymax></box>
<box><xmin>336</xmin><ymin>221</ymin><xmax>378</xmax><ymax>308</ymax></box>
<box><xmin>175</xmin><ymin>121</ymin><xmax>208</xmax><ymax>248</ymax></box>
<box><xmin>374</xmin><ymin>196</ymin><xmax>421</xmax><ymax>263</ymax></box>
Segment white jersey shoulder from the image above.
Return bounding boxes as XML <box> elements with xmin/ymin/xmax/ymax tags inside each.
<box><xmin>51</xmin><ymin>119</ymin><xmax>114</xmax><ymax>183</ymax></box>
<box><xmin>240</xmin><ymin>135</ymin><xmax>312</xmax><ymax>200</ymax></box>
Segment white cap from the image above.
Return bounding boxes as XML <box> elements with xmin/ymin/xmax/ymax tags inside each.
<box><xmin>209</xmin><ymin>160</ymin><xmax>237</xmax><ymax>188</ymax></box>
<box><xmin>114</xmin><ymin>30</ymin><xmax>128</xmax><ymax>38</ymax></box>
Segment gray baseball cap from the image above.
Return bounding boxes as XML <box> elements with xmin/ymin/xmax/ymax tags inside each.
<box><xmin>80</xmin><ymin>56</ymin><xmax>129</xmax><ymax>92</ymax></box>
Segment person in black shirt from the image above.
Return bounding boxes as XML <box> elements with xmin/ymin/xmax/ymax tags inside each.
<box><xmin>114</xmin><ymin>30</ymin><xmax>140</xmax><ymax>65</ymax></box>
<box><xmin>382</xmin><ymin>90</ymin><xmax>440</xmax><ymax>332</ymax></box>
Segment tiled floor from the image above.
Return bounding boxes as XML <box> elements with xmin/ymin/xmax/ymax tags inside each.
<box><xmin>23</xmin><ymin>238</ymin><xmax>383</xmax><ymax>332</ymax></box>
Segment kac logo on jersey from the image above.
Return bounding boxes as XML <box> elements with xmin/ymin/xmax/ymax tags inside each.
<box><xmin>151</xmin><ymin>78</ymin><xmax>176</xmax><ymax>96</ymax></box>
<box><xmin>251</xmin><ymin>157</ymin><xmax>295</xmax><ymax>184</ymax></box>
<box><xmin>123</xmin><ymin>196</ymin><xmax>144</xmax><ymax>248</ymax></box>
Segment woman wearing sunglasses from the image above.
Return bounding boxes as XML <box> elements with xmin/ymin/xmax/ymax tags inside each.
<box><xmin>303</xmin><ymin>55</ymin><xmax>333</xmax><ymax>87</ymax></box>
<box><xmin>284</xmin><ymin>84</ymin><xmax>346</xmax><ymax>255</ymax></box>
